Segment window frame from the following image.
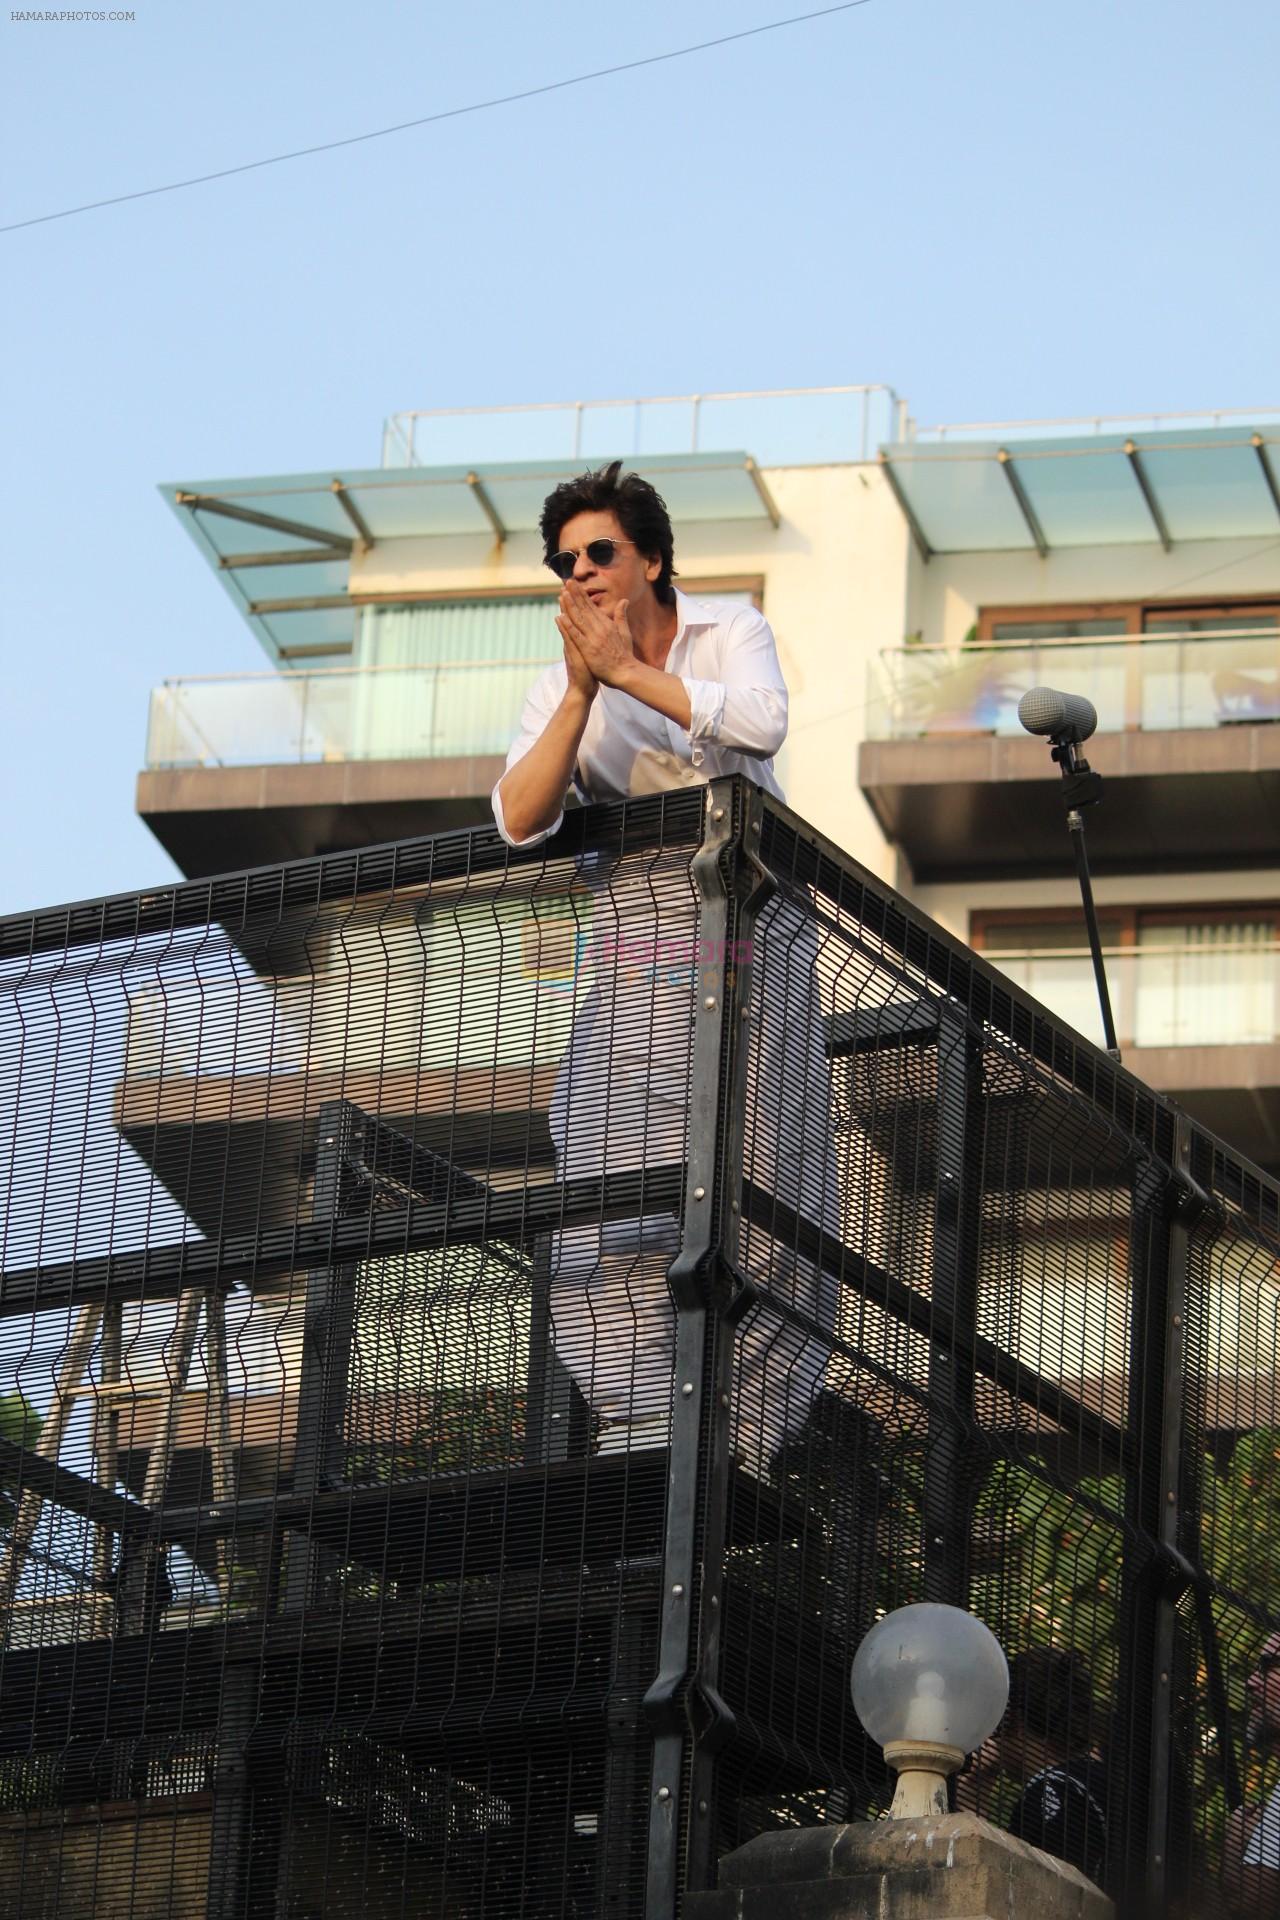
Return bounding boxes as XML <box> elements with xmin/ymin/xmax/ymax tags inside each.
<box><xmin>971</xmin><ymin>903</ymin><xmax>1280</xmax><ymax>953</ymax></box>
<box><xmin>976</xmin><ymin>596</ymin><xmax>1280</xmax><ymax>642</ymax></box>
<box><xmin>971</xmin><ymin>904</ymin><xmax>1280</xmax><ymax>1052</ymax></box>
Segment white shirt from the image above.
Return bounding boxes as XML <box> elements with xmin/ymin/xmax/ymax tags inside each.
<box><xmin>489</xmin><ymin>589</ymin><xmax>836</xmax><ymax>1447</ymax></box>
<box><xmin>491</xmin><ymin>590</ymin><xmax>787</xmax><ymax>846</ymax></box>
<box><xmin>1243</xmin><ymin>1779</ymin><xmax>1280</xmax><ymax>1868</ymax></box>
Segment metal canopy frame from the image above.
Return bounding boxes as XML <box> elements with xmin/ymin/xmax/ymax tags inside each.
<box><xmin>165</xmin><ymin>452</ymin><xmax>783</xmax><ymax>665</ymax></box>
<box><xmin>175</xmin><ymin>491</ymin><xmax>354</xmax><ymax>556</ymax></box>
<box><xmin>877</xmin><ymin>450</ymin><xmax>933</xmax><ymax>562</ymax></box>
<box><xmin>996</xmin><ymin>447</ymin><xmax>1048</xmax><ymax>558</ymax></box>
<box><xmin>878</xmin><ymin>424</ymin><xmax>1280</xmax><ymax>558</ymax></box>
<box><xmin>1123</xmin><ymin>439</ymin><xmax>1172</xmax><ymax>552</ymax></box>
<box><xmin>1252</xmin><ymin>433</ymin><xmax>1280</xmax><ymax>523</ymax></box>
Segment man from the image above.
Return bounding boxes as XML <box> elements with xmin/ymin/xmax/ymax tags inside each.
<box><xmin>492</xmin><ymin>459</ymin><xmax>787</xmax><ymax>846</ymax></box>
<box><xmin>492</xmin><ymin>461</ymin><xmax>840</xmax><ymax>1464</ymax></box>
<box><xmin>956</xmin><ymin>1647</ymin><xmax>1107</xmax><ymax>1888</ymax></box>
<box><xmin>1222</xmin><ymin>1631</ymin><xmax>1280</xmax><ymax>1916</ymax></box>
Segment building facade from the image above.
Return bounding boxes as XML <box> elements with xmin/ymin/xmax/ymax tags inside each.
<box><xmin>0</xmin><ymin>387</ymin><xmax>1276</xmax><ymax>1916</ymax></box>
<box><xmin>140</xmin><ymin>387</ymin><xmax>1280</xmax><ymax>1176</ymax></box>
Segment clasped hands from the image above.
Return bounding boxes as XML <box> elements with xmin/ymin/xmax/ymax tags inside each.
<box><xmin>556</xmin><ymin>578</ymin><xmax>636</xmax><ymax>699</ymax></box>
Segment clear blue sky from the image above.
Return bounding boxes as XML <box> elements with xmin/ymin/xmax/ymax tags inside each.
<box><xmin>1</xmin><ymin>0</ymin><xmax>1276</xmax><ymax>916</ymax></box>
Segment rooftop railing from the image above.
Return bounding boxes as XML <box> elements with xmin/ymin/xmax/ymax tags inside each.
<box><xmin>382</xmin><ymin>384</ymin><xmax>909</xmax><ymax>470</ymax></box>
<box><xmin>866</xmin><ymin>628</ymin><xmax>1280</xmax><ymax>740</ymax></box>
<box><xmin>910</xmin><ymin>402</ymin><xmax>1280</xmax><ymax>443</ymax></box>
<box><xmin>383</xmin><ymin>392</ymin><xmax>1280</xmax><ymax>467</ymax></box>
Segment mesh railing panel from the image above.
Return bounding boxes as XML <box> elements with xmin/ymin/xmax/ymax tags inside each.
<box><xmin>0</xmin><ymin>775</ymin><xmax>1275</xmax><ymax>1917</ymax></box>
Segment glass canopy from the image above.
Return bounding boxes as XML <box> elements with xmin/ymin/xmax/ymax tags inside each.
<box><xmin>878</xmin><ymin>424</ymin><xmax>1280</xmax><ymax>558</ymax></box>
<box><xmin>162</xmin><ymin>452</ymin><xmax>778</xmax><ymax>664</ymax></box>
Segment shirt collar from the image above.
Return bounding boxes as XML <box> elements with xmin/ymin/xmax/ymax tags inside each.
<box><xmin>670</xmin><ymin>588</ymin><xmax>717</xmax><ymax>647</ymax></box>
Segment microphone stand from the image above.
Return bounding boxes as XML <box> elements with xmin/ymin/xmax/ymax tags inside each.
<box><xmin>1048</xmin><ymin>735</ymin><xmax>1121</xmax><ymax>1061</ymax></box>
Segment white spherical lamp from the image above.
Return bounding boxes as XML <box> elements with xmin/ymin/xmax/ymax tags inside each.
<box><xmin>851</xmin><ymin>1603</ymin><xmax>1009</xmax><ymax>1819</ymax></box>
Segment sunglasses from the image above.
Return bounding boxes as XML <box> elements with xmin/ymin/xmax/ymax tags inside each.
<box><xmin>545</xmin><ymin>538</ymin><xmax>636</xmax><ymax>582</ymax></box>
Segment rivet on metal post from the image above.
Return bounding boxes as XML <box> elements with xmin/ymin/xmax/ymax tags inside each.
<box><xmin>681</xmin><ymin>1382</ymin><xmax>694</xmax><ymax>1397</ymax></box>
<box><xmin>693</xmin><ymin>1186</ymin><xmax>706</xmax><ymax>1201</ymax></box>
<box><xmin>704</xmin><ymin>996</ymin><xmax>716</xmax><ymax>1009</ymax></box>
<box><xmin>656</xmin><ymin>1787</ymin><xmax>671</xmax><ymax>1802</ymax></box>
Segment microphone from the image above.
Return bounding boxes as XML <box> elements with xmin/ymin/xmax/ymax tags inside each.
<box><xmin>1017</xmin><ymin>687</ymin><xmax>1098</xmax><ymax>745</ymax></box>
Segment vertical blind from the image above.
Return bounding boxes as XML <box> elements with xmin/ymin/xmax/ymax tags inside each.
<box><xmin>351</xmin><ymin>600</ymin><xmax>561</xmax><ymax>760</ymax></box>
<box><xmin>1134</xmin><ymin>920</ymin><xmax>1275</xmax><ymax>1049</ymax></box>
<box><xmin>348</xmin><ymin>592</ymin><xmax>758</xmax><ymax>761</ymax></box>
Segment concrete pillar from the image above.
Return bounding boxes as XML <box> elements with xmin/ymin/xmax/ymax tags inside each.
<box><xmin>683</xmin><ymin>1813</ymin><xmax>1113</xmax><ymax>1920</ymax></box>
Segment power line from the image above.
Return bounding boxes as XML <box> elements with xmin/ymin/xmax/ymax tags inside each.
<box><xmin>1</xmin><ymin>0</ymin><xmax>873</xmax><ymax>236</ymax></box>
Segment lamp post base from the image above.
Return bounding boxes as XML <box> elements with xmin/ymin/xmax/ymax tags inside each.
<box><xmin>882</xmin><ymin>1739</ymin><xmax>964</xmax><ymax>1818</ymax></box>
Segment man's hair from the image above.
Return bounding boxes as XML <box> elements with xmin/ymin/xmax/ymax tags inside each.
<box><xmin>539</xmin><ymin>460</ymin><xmax>677</xmax><ymax>607</ymax></box>
<box><xmin>1005</xmin><ymin>1646</ymin><xmax>1097</xmax><ymax>1753</ymax></box>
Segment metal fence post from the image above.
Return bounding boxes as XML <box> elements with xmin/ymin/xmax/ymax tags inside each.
<box><xmin>923</xmin><ymin>1008</ymin><xmax>983</xmax><ymax>1607</ymax></box>
<box><xmin>285</xmin><ymin>1098</ymin><xmax>358</xmax><ymax>1612</ymax></box>
<box><xmin>1140</xmin><ymin>1118</ymin><xmax>1196</xmax><ymax>1910</ymax></box>
<box><xmin>643</xmin><ymin>780</ymin><xmax>770</xmax><ymax>1918</ymax></box>
<box><xmin>1113</xmin><ymin>1145</ymin><xmax>1181</xmax><ymax>1915</ymax></box>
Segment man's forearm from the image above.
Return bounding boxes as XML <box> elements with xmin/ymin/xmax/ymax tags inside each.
<box><xmin>613</xmin><ymin>659</ymin><xmax>692</xmax><ymax>731</ymax></box>
<box><xmin>497</xmin><ymin>688</ymin><xmax>594</xmax><ymax>842</ymax></box>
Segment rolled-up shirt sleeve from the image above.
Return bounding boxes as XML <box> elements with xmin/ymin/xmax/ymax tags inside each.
<box><xmin>680</xmin><ymin>606</ymin><xmax>788</xmax><ymax>756</ymax></box>
<box><xmin>491</xmin><ymin>665</ymin><xmax>571</xmax><ymax>848</ymax></box>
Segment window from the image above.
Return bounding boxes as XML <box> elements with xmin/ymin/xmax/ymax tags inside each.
<box><xmin>971</xmin><ymin>599</ymin><xmax>1280</xmax><ymax>731</ymax></box>
<box><xmin>344</xmin><ymin>582</ymin><xmax>764</xmax><ymax>761</ymax></box>
<box><xmin>987</xmin><ymin>617</ymin><xmax>1128</xmax><ymax>643</ymax></box>
<box><xmin>973</xmin><ymin>908</ymin><xmax>1280</xmax><ymax>1050</ymax></box>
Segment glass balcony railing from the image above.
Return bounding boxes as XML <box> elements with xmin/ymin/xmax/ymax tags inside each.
<box><xmin>866</xmin><ymin>631</ymin><xmax>1280</xmax><ymax>740</ymax></box>
<box><xmin>382</xmin><ymin>383</ymin><xmax>909</xmax><ymax>470</ymax></box>
<box><xmin>145</xmin><ymin>659</ymin><xmax>559</xmax><ymax>770</ymax></box>
<box><xmin>988</xmin><ymin>942</ymin><xmax>1280</xmax><ymax>1052</ymax></box>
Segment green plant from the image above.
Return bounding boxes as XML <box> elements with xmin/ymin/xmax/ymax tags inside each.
<box><xmin>0</xmin><ymin>1394</ymin><xmax>41</xmax><ymax>1532</ymax></box>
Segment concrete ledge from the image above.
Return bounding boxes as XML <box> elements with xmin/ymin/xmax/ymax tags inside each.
<box><xmin>686</xmin><ymin>1813</ymin><xmax>1112</xmax><ymax>1920</ymax></box>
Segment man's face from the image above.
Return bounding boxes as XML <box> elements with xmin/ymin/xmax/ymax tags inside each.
<box><xmin>1245</xmin><ymin>1635</ymin><xmax>1280</xmax><ymax>1748</ymax></box>
<box><xmin>553</xmin><ymin>509</ymin><xmax>661</xmax><ymax>618</ymax></box>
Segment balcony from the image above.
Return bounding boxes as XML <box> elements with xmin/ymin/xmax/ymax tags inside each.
<box><xmin>137</xmin><ymin>659</ymin><xmax>551</xmax><ymax>875</ymax></box>
<box><xmin>986</xmin><ymin>935</ymin><xmax>1280</xmax><ymax>1169</ymax></box>
<box><xmin>858</xmin><ymin>630</ymin><xmax>1280</xmax><ymax>878</ymax></box>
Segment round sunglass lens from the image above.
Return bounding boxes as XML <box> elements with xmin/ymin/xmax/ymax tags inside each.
<box><xmin>586</xmin><ymin>540</ymin><xmax>617</xmax><ymax>566</ymax></box>
<box><xmin>549</xmin><ymin>553</ymin><xmax>575</xmax><ymax>580</ymax></box>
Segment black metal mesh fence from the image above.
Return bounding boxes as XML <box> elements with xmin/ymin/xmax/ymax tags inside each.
<box><xmin>0</xmin><ymin>775</ymin><xmax>1275</xmax><ymax>1918</ymax></box>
